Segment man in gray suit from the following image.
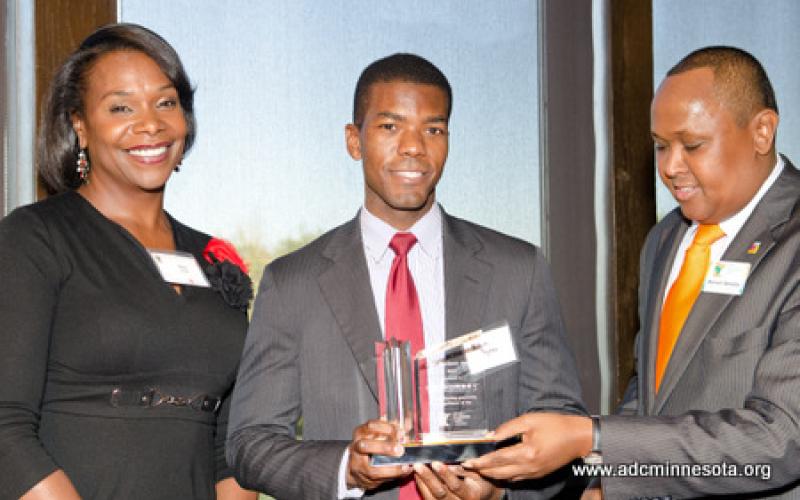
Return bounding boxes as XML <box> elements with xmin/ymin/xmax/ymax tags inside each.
<box><xmin>226</xmin><ymin>53</ymin><xmax>585</xmax><ymax>500</ymax></box>
<box><xmin>465</xmin><ymin>47</ymin><xmax>800</xmax><ymax>498</ymax></box>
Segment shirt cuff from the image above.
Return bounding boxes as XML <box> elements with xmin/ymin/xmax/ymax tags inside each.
<box><xmin>338</xmin><ymin>447</ymin><xmax>366</xmax><ymax>499</ymax></box>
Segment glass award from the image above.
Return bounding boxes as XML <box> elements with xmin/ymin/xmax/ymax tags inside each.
<box><xmin>371</xmin><ymin>323</ymin><xmax>518</xmax><ymax>465</ymax></box>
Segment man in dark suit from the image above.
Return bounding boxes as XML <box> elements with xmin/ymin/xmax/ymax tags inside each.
<box><xmin>465</xmin><ymin>46</ymin><xmax>800</xmax><ymax>499</ymax></box>
<box><xmin>226</xmin><ymin>53</ymin><xmax>585</xmax><ymax>500</ymax></box>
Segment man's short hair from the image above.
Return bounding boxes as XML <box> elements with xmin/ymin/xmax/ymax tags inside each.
<box><xmin>352</xmin><ymin>53</ymin><xmax>452</xmax><ymax>127</ymax></box>
<box><xmin>667</xmin><ymin>46</ymin><xmax>778</xmax><ymax>126</ymax></box>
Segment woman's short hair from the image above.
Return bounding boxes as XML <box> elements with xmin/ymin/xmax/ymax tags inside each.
<box><xmin>37</xmin><ymin>23</ymin><xmax>195</xmax><ymax>194</ymax></box>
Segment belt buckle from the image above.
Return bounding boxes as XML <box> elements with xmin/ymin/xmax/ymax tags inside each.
<box><xmin>152</xmin><ymin>389</ymin><xmax>190</xmax><ymax>407</ymax></box>
<box><xmin>109</xmin><ymin>387</ymin><xmax>220</xmax><ymax>412</ymax></box>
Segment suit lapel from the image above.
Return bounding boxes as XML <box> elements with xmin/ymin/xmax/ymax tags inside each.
<box><xmin>639</xmin><ymin>216</ymin><xmax>689</xmax><ymax>413</ymax></box>
<box><xmin>441</xmin><ymin>212</ymin><xmax>504</xmax><ymax>424</ymax></box>
<box><xmin>442</xmin><ymin>213</ymin><xmax>493</xmax><ymax>341</ymax></box>
<box><xmin>317</xmin><ymin>216</ymin><xmax>383</xmax><ymax>401</ymax></box>
<box><xmin>315</xmin><ymin>210</ymin><xmax>497</xmax><ymax>404</ymax></box>
<box><xmin>652</xmin><ymin>160</ymin><xmax>800</xmax><ymax>413</ymax></box>
<box><xmin>642</xmin><ymin>216</ymin><xmax>689</xmax><ymax>413</ymax></box>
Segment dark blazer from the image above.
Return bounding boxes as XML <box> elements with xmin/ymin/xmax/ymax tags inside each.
<box><xmin>227</xmin><ymin>209</ymin><xmax>586</xmax><ymax>500</ymax></box>
<box><xmin>602</xmin><ymin>159</ymin><xmax>800</xmax><ymax>499</ymax></box>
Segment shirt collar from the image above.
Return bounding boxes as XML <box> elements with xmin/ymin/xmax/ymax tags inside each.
<box><xmin>360</xmin><ymin>204</ymin><xmax>443</xmax><ymax>264</ymax></box>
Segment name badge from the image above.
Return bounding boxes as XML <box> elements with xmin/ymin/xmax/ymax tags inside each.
<box><xmin>702</xmin><ymin>260</ymin><xmax>751</xmax><ymax>296</ymax></box>
<box><xmin>464</xmin><ymin>323</ymin><xmax>519</xmax><ymax>375</ymax></box>
<box><xmin>149</xmin><ymin>250</ymin><xmax>210</xmax><ymax>288</ymax></box>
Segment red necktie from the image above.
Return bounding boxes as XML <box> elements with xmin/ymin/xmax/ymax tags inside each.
<box><xmin>386</xmin><ymin>233</ymin><xmax>427</xmax><ymax>500</ymax></box>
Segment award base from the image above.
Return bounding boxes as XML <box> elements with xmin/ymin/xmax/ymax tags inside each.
<box><xmin>370</xmin><ymin>437</ymin><xmax>498</xmax><ymax>466</ymax></box>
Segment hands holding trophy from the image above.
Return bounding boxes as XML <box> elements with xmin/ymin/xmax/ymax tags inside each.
<box><xmin>346</xmin><ymin>324</ymin><xmax>519</xmax><ymax>498</ymax></box>
<box><xmin>372</xmin><ymin>323</ymin><xmax>519</xmax><ymax>465</ymax></box>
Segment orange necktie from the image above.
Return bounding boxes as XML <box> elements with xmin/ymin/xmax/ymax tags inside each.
<box><xmin>655</xmin><ymin>224</ymin><xmax>725</xmax><ymax>392</ymax></box>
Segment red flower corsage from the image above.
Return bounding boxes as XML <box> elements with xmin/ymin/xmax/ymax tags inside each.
<box><xmin>203</xmin><ymin>238</ymin><xmax>249</xmax><ymax>274</ymax></box>
<box><xmin>202</xmin><ymin>238</ymin><xmax>253</xmax><ymax>311</ymax></box>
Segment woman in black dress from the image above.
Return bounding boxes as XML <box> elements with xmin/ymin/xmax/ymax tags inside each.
<box><xmin>0</xmin><ymin>24</ymin><xmax>256</xmax><ymax>500</ymax></box>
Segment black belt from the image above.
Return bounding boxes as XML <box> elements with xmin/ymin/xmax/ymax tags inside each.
<box><xmin>109</xmin><ymin>387</ymin><xmax>221</xmax><ymax>413</ymax></box>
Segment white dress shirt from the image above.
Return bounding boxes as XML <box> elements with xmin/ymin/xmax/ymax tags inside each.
<box><xmin>664</xmin><ymin>156</ymin><xmax>784</xmax><ymax>299</ymax></box>
<box><xmin>338</xmin><ymin>204</ymin><xmax>446</xmax><ymax>499</ymax></box>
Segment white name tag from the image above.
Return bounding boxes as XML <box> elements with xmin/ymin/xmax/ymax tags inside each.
<box><xmin>464</xmin><ymin>324</ymin><xmax>518</xmax><ymax>375</ymax></box>
<box><xmin>702</xmin><ymin>260</ymin><xmax>751</xmax><ymax>296</ymax></box>
<box><xmin>149</xmin><ymin>250</ymin><xmax>211</xmax><ymax>288</ymax></box>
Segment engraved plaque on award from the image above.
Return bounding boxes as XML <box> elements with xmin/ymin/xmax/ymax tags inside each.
<box><xmin>372</xmin><ymin>324</ymin><xmax>518</xmax><ymax>465</ymax></box>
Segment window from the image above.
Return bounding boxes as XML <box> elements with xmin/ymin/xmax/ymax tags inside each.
<box><xmin>119</xmin><ymin>1</ymin><xmax>542</xmax><ymax>272</ymax></box>
<box><xmin>2</xmin><ymin>0</ymin><xmax>36</xmax><ymax>215</ymax></box>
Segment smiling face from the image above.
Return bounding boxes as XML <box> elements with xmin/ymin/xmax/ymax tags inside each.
<box><xmin>651</xmin><ymin>67</ymin><xmax>776</xmax><ymax>224</ymax></box>
<box><xmin>71</xmin><ymin>50</ymin><xmax>187</xmax><ymax>196</ymax></box>
<box><xmin>345</xmin><ymin>81</ymin><xmax>449</xmax><ymax>230</ymax></box>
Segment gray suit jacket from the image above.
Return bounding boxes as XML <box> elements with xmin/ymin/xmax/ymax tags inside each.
<box><xmin>227</xmin><ymin>209</ymin><xmax>586</xmax><ymax>500</ymax></box>
<box><xmin>602</xmin><ymin>159</ymin><xmax>800</xmax><ymax>499</ymax></box>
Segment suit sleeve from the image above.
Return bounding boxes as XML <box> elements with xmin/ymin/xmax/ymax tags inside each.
<box><xmin>0</xmin><ymin>208</ymin><xmax>63</xmax><ymax>497</ymax></box>
<box><xmin>506</xmin><ymin>249</ymin><xmax>589</xmax><ymax>499</ymax></box>
<box><xmin>226</xmin><ymin>265</ymin><xmax>348</xmax><ymax>499</ymax></box>
<box><xmin>517</xmin><ymin>249</ymin><xmax>586</xmax><ymax>417</ymax></box>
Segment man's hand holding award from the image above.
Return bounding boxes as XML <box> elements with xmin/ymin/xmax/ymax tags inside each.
<box><xmin>372</xmin><ymin>323</ymin><xmax>519</xmax><ymax>466</ymax></box>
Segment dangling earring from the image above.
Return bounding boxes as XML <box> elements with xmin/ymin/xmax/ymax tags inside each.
<box><xmin>76</xmin><ymin>149</ymin><xmax>90</xmax><ymax>182</ymax></box>
<box><xmin>173</xmin><ymin>156</ymin><xmax>183</xmax><ymax>173</ymax></box>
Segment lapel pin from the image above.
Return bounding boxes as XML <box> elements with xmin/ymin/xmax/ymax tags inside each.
<box><xmin>747</xmin><ymin>241</ymin><xmax>761</xmax><ymax>255</ymax></box>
